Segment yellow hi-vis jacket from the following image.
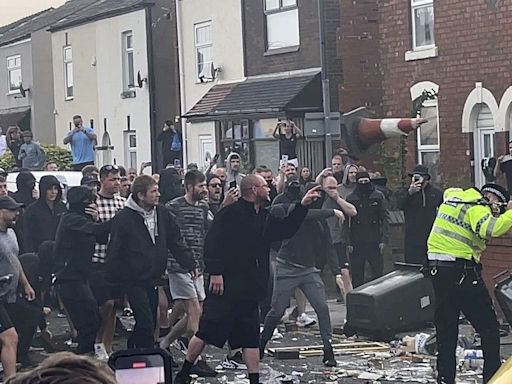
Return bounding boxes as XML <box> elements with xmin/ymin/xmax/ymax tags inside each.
<box><xmin>427</xmin><ymin>187</ymin><xmax>512</xmax><ymax>262</ymax></box>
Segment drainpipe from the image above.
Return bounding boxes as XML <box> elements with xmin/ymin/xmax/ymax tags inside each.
<box><xmin>145</xmin><ymin>5</ymin><xmax>158</xmax><ymax>170</ymax></box>
<box><xmin>176</xmin><ymin>0</ymin><xmax>188</xmax><ymax>166</ymax></box>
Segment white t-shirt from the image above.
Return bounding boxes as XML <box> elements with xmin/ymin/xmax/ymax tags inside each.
<box><xmin>0</xmin><ymin>135</ymin><xmax>7</xmax><ymax>157</ymax></box>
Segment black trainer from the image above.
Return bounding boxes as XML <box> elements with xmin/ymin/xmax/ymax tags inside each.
<box><xmin>322</xmin><ymin>347</ymin><xmax>337</xmax><ymax>367</ymax></box>
<box><xmin>190</xmin><ymin>360</ymin><xmax>217</xmax><ymax>377</ymax></box>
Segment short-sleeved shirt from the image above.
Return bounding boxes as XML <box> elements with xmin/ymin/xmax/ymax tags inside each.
<box><xmin>0</xmin><ymin>230</ymin><xmax>21</xmax><ymax>303</ymax></box>
<box><xmin>279</xmin><ymin>133</ymin><xmax>298</xmax><ymax>159</ymax></box>
<box><xmin>93</xmin><ymin>194</ymin><xmax>126</xmax><ymax>264</ymax></box>
<box><xmin>70</xmin><ymin>128</ymin><xmax>95</xmax><ymax>164</ymax></box>
<box><xmin>500</xmin><ymin>158</ymin><xmax>512</xmax><ymax>193</ymax></box>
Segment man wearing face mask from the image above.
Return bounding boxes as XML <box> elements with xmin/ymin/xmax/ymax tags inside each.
<box><xmin>260</xmin><ymin>183</ymin><xmax>350</xmax><ymax>367</ymax></box>
<box><xmin>397</xmin><ymin>165</ymin><xmax>442</xmax><ymax>265</ymax></box>
<box><xmin>427</xmin><ymin>184</ymin><xmax>512</xmax><ymax>384</ymax></box>
<box><xmin>346</xmin><ymin>171</ymin><xmax>390</xmax><ymax>288</ymax></box>
<box><xmin>53</xmin><ymin>187</ymin><xmax>111</xmax><ymax>355</ymax></box>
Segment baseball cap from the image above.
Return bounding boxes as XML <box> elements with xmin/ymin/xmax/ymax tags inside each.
<box><xmin>80</xmin><ymin>175</ymin><xmax>100</xmax><ymax>188</ymax></box>
<box><xmin>0</xmin><ymin>196</ymin><xmax>24</xmax><ymax>210</ymax></box>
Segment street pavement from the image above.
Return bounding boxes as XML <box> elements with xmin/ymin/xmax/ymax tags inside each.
<box><xmin>24</xmin><ymin>298</ymin><xmax>512</xmax><ymax>383</ymax></box>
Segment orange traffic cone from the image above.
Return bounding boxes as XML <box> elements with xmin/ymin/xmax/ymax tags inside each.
<box><xmin>342</xmin><ymin>107</ymin><xmax>427</xmax><ymax>159</ymax></box>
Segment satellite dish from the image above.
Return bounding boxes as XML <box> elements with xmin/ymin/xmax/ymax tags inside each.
<box><xmin>137</xmin><ymin>71</ymin><xmax>147</xmax><ymax>88</ymax></box>
<box><xmin>18</xmin><ymin>83</ymin><xmax>30</xmax><ymax>98</ymax></box>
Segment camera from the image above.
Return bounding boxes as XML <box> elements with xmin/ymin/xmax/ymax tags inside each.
<box><xmin>412</xmin><ymin>174</ymin><xmax>423</xmax><ymax>183</ymax></box>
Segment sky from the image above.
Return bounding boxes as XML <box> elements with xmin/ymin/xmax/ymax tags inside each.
<box><xmin>0</xmin><ymin>0</ymin><xmax>66</xmax><ymax>28</ymax></box>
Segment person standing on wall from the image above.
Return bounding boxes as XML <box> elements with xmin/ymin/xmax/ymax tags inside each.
<box><xmin>157</xmin><ymin>120</ymin><xmax>183</xmax><ymax>168</ymax></box>
<box><xmin>63</xmin><ymin>115</ymin><xmax>97</xmax><ymax>171</ymax></box>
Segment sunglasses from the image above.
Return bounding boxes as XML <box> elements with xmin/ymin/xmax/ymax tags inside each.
<box><xmin>101</xmin><ymin>165</ymin><xmax>119</xmax><ymax>172</ymax></box>
<box><xmin>209</xmin><ymin>183</ymin><xmax>222</xmax><ymax>188</ymax></box>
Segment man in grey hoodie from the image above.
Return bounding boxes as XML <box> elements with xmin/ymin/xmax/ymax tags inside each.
<box><xmin>18</xmin><ymin>131</ymin><xmax>45</xmax><ymax>171</ymax></box>
<box><xmin>225</xmin><ymin>153</ymin><xmax>245</xmax><ymax>192</ymax></box>
<box><xmin>106</xmin><ymin>175</ymin><xmax>194</xmax><ymax>349</ymax></box>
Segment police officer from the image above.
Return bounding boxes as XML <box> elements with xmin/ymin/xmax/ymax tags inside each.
<box><xmin>427</xmin><ymin>183</ymin><xmax>512</xmax><ymax>384</ymax></box>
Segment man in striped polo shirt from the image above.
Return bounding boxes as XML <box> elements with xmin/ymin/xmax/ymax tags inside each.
<box><xmin>90</xmin><ymin>165</ymin><xmax>125</xmax><ymax>360</ymax></box>
<box><xmin>161</xmin><ymin>170</ymin><xmax>216</xmax><ymax>377</ymax></box>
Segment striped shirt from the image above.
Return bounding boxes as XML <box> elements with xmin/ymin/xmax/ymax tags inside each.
<box><xmin>93</xmin><ymin>194</ymin><xmax>126</xmax><ymax>263</ymax></box>
<box><xmin>166</xmin><ymin>196</ymin><xmax>209</xmax><ymax>272</ymax></box>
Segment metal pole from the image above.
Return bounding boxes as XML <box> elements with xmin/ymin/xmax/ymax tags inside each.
<box><xmin>318</xmin><ymin>0</ymin><xmax>332</xmax><ymax>164</ymax></box>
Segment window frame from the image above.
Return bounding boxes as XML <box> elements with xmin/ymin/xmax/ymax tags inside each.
<box><xmin>126</xmin><ymin>132</ymin><xmax>137</xmax><ymax>169</ymax></box>
<box><xmin>416</xmin><ymin>99</ymin><xmax>440</xmax><ymax>183</ymax></box>
<box><xmin>7</xmin><ymin>54</ymin><xmax>22</xmax><ymax>94</ymax></box>
<box><xmin>411</xmin><ymin>0</ymin><xmax>435</xmax><ymax>51</ymax></box>
<box><xmin>194</xmin><ymin>21</ymin><xmax>213</xmax><ymax>82</ymax></box>
<box><xmin>264</xmin><ymin>0</ymin><xmax>300</xmax><ymax>52</ymax></box>
<box><xmin>122</xmin><ymin>31</ymin><xmax>135</xmax><ymax>91</ymax></box>
<box><xmin>63</xmin><ymin>46</ymin><xmax>74</xmax><ymax>100</ymax></box>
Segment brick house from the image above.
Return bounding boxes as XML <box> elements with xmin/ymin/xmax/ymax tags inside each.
<box><xmin>183</xmin><ymin>0</ymin><xmax>383</xmax><ymax>173</ymax></box>
<box><xmin>378</xmin><ymin>0</ymin><xmax>512</xmax><ymax>314</ymax></box>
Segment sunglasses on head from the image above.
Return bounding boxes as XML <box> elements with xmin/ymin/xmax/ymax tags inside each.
<box><xmin>101</xmin><ymin>165</ymin><xmax>119</xmax><ymax>172</ymax></box>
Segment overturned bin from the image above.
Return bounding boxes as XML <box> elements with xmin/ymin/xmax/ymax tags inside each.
<box><xmin>345</xmin><ymin>263</ymin><xmax>435</xmax><ymax>340</ymax></box>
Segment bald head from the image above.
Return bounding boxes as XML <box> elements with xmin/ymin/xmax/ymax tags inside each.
<box><xmin>240</xmin><ymin>175</ymin><xmax>263</xmax><ymax>196</ymax></box>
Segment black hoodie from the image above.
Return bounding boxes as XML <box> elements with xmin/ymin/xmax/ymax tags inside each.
<box><xmin>23</xmin><ymin>176</ymin><xmax>67</xmax><ymax>253</ymax></box>
<box><xmin>54</xmin><ymin>187</ymin><xmax>110</xmax><ymax>282</ymax></box>
<box><xmin>158</xmin><ymin>168</ymin><xmax>184</xmax><ymax>205</ymax></box>
<box><xmin>11</xmin><ymin>171</ymin><xmax>36</xmax><ymax>206</ymax></box>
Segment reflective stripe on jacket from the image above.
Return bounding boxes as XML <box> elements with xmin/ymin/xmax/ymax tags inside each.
<box><xmin>427</xmin><ymin>187</ymin><xmax>512</xmax><ymax>262</ymax></box>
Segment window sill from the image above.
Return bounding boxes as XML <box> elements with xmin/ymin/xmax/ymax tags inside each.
<box><xmin>120</xmin><ymin>90</ymin><xmax>136</xmax><ymax>99</ymax></box>
<box><xmin>405</xmin><ymin>46</ymin><xmax>438</xmax><ymax>62</ymax></box>
<box><xmin>264</xmin><ymin>45</ymin><xmax>300</xmax><ymax>56</ymax></box>
<box><xmin>7</xmin><ymin>90</ymin><xmax>21</xmax><ymax>96</ymax></box>
<box><xmin>65</xmin><ymin>96</ymin><xmax>74</xmax><ymax>101</ymax></box>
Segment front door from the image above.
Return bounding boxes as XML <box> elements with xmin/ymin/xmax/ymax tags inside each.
<box><xmin>474</xmin><ymin>104</ymin><xmax>495</xmax><ymax>187</ymax></box>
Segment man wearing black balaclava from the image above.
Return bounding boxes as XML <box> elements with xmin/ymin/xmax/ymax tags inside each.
<box><xmin>346</xmin><ymin>171</ymin><xmax>390</xmax><ymax>287</ymax></box>
<box><xmin>53</xmin><ymin>186</ymin><xmax>111</xmax><ymax>354</ymax></box>
<box><xmin>11</xmin><ymin>171</ymin><xmax>37</xmax><ymax>253</ymax></box>
<box><xmin>261</xmin><ymin>183</ymin><xmax>348</xmax><ymax>367</ymax></box>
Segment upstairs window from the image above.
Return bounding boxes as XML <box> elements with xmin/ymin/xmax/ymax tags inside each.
<box><xmin>411</xmin><ymin>0</ymin><xmax>434</xmax><ymax>49</ymax></box>
<box><xmin>63</xmin><ymin>46</ymin><xmax>73</xmax><ymax>99</ymax></box>
<box><xmin>122</xmin><ymin>31</ymin><xmax>135</xmax><ymax>90</ymax></box>
<box><xmin>265</xmin><ymin>0</ymin><xmax>299</xmax><ymax>51</ymax></box>
<box><xmin>195</xmin><ymin>21</ymin><xmax>213</xmax><ymax>81</ymax></box>
<box><xmin>7</xmin><ymin>55</ymin><xmax>22</xmax><ymax>93</ymax></box>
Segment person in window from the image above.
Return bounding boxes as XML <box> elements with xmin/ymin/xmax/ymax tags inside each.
<box><xmin>494</xmin><ymin>140</ymin><xmax>512</xmax><ymax>193</ymax></box>
<box><xmin>157</xmin><ymin>120</ymin><xmax>182</xmax><ymax>168</ymax></box>
<box><xmin>273</xmin><ymin>119</ymin><xmax>302</xmax><ymax>167</ymax></box>
<box><xmin>63</xmin><ymin>115</ymin><xmax>97</xmax><ymax>171</ymax></box>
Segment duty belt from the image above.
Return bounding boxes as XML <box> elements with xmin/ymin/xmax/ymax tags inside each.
<box><xmin>427</xmin><ymin>259</ymin><xmax>482</xmax><ymax>284</ymax></box>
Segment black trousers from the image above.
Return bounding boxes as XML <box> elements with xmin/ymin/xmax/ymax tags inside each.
<box><xmin>350</xmin><ymin>243</ymin><xmax>383</xmax><ymax>288</ymax></box>
<box><xmin>431</xmin><ymin>267</ymin><xmax>501</xmax><ymax>384</ymax></box>
<box><xmin>6</xmin><ymin>299</ymin><xmax>41</xmax><ymax>364</ymax></box>
<box><xmin>59</xmin><ymin>281</ymin><xmax>100</xmax><ymax>354</ymax></box>
<box><xmin>125</xmin><ymin>285</ymin><xmax>158</xmax><ymax>349</ymax></box>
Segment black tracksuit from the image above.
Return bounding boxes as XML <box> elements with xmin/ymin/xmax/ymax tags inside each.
<box><xmin>396</xmin><ymin>184</ymin><xmax>443</xmax><ymax>265</ymax></box>
<box><xmin>54</xmin><ymin>211</ymin><xmax>110</xmax><ymax>354</ymax></box>
<box><xmin>346</xmin><ymin>185</ymin><xmax>389</xmax><ymax>287</ymax></box>
<box><xmin>106</xmin><ymin>203</ymin><xmax>193</xmax><ymax>348</ymax></box>
<box><xmin>22</xmin><ymin>176</ymin><xmax>67</xmax><ymax>253</ymax></box>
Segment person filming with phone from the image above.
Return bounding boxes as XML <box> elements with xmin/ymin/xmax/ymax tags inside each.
<box><xmin>63</xmin><ymin>115</ymin><xmax>97</xmax><ymax>171</ymax></box>
<box><xmin>396</xmin><ymin>165</ymin><xmax>442</xmax><ymax>266</ymax></box>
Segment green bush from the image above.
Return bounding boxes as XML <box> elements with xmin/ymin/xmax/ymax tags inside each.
<box><xmin>0</xmin><ymin>144</ymin><xmax>72</xmax><ymax>171</ymax></box>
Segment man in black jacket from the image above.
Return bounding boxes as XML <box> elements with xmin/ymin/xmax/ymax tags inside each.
<box><xmin>22</xmin><ymin>175</ymin><xmax>67</xmax><ymax>253</ymax></box>
<box><xmin>174</xmin><ymin>175</ymin><xmax>321</xmax><ymax>384</ymax></box>
<box><xmin>346</xmin><ymin>171</ymin><xmax>390</xmax><ymax>288</ymax></box>
<box><xmin>260</xmin><ymin>183</ymin><xmax>353</xmax><ymax>367</ymax></box>
<box><xmin>54</xmin><ymin>187</ymin><xmax>110</xmax><ymax>354</ymax></box>
<box><xmin>396</xmin><ymin>165</ymin><xmax>442</xmax><ymax>265</ymax></box>
<box><xmin>106</xmin><ymin>175</ymin><xmax>194</xmax><ymax>349</ymax></box>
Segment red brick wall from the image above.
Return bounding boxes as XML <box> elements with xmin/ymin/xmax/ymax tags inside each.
<box><xmin>379</xmin><ymin>1</ymin><xmax>512</xmax><ymax>189</ymax></box>
<box><xmin>483</xmin><ymin>238</ymin><xmax>512</xmax><ymax>319</ymax></box>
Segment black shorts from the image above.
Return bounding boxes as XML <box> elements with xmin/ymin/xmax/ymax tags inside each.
<box><xmin>335</xmin><ymin>243</ymin><xmax>350</xmax><ymax>269</ymax></box>
<box><xmin>0</xmin><ymin>302</ymin><xmax>14</xmax><ymax>333</ymax></box>
<box><xmin>196</xmin><ymin>295</ymin><xmax>260</xmax><ymax>349</ymax></box>
<box><xmin>89</xmin><ymin>263</ymin><xmax>123</xmax><ymax>306</ymax></box>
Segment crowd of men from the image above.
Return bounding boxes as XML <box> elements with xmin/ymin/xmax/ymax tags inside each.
<box><xmin>2</xmin><ymin>117</ymin><xmax>512</xmax><ymax>384</ymax></box>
